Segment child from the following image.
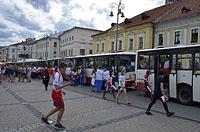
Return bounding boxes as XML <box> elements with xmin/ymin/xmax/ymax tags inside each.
<box><xmin>41</xmin><ymin>62</ymin><xmax>70</xmax><ymax>129</ymax></box>
<box><xmin>144</xmin><ymin>70</ymin><xmax>153</xmax><ymax>100</ymax></box>
<box><xmin>116</xmin><ymin>72</ymin><xmax>131</xmax><ymax>105</ymax></box>
<box><xmin>103</xmin><ymin>72</ymin><xmax>116</xmax><ymax>99</ymax></box>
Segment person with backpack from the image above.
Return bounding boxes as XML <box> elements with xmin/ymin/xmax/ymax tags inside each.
<box><xmin>41</xmin><ymin>62</ymin><xmax>71</xmax><ymax>129</ymax></box>
<box><xmin>42</xmin><ymin>68</ymin><xmax>50</xmax><ymax>91</ymax></box>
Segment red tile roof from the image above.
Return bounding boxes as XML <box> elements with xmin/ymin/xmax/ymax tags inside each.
<box><xmin>157</xmin><ymin>0</ymin><xmax>200</xmax><ymax>22</ymax></box>
<box><xmin>92</xmin><ymin>2</ymin><xmax>179</xmax><ymax>37</ymax></box>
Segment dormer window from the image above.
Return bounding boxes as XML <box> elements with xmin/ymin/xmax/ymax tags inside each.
<box><xmin>181</xmin><ymin>7</ymin><xmax>191</xmax><ymax>14</ymax></box>
<box><xmin>141</xmin><ymin>13</ymin><xmax>150</xmax><ymax>20</ymax></box>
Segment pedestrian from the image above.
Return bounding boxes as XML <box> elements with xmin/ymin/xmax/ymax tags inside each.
<box><xmin>146</xmin><ymin>70</ymin><xmax>174</xmax><ymax>117</ymax></box>
<box><xmin>144</xmin><ymin>70</ymin><xmax>153</xmax><ymax>100</ymax></box>
<box><xmin>21</xmin><ymin>66</ymin><xmax>26</xmax><ymax>82</ymax></box>
<box><xmin>71</xmin><ymin>68</ymin><xmax>78</xmax><ymax>86</ymax></box>
<box><xmin>91</xmin><ymin>69</ymin><xmax>96</xmax><ymax>92</ymax></box>
<box><xmin>41</xmin><ymin>62</ymin><xmax>70</xmax><ymax>129</ymax></box>
<box><xmin>95</xmin><ymin>66</ymin><xmax>104</xmax><ymax>92</ymax></box>
<box><xmin>18</xmin><ymin>66</ymin><xmax>22</xmax><ymax>82</ymax></box>
<box><xmin>42</xmin><ymin>68</ymin><xmax>50</xmax><ymax>91</ymax></box>
<box><xmin>116</xmin><ymin>71</ymin><xmax>131</xmax><ymax>105</ymax></box>
<box><xmin>80</xmin><ymin>66</ymin><xmax>85</xmax><ymax>86</ymax></box>
<box><xmin>27</xmin><ymin>65</ymin><xmax>32</xmax><ymax>82</ymax></box>
<box><xmin>103</xmin><ymin>72</ymin><xmax>117</xmax><ymax>99</ymax></box>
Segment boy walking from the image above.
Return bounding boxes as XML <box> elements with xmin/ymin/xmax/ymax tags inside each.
<box><xmin>41</xmin><ymin>62</ymin><xmax>70</xmax><ymax>129</ymax></box>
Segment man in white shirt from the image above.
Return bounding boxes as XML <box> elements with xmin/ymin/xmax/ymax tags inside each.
<box><xmin>95</xmin><ymin>66</ymin><xmax>104</xmax><ymax>92</ymax></box>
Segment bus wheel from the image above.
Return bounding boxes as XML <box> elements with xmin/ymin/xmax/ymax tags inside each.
<box><xmin>177</xmin><ymin>85</ymin><xmax>192</xmax><ymax>105</ymax></box>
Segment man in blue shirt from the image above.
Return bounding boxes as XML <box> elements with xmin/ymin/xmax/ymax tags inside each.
<box><xmin>146</xmin><ymin>70</ymin><xmax>174</xmax><ymax>117</ymax></box>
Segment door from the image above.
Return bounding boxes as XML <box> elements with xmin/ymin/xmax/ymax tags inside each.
<box><xmin>193</xmin><ymin>53</ymin><xmax>200</xmax><ymax>102</ymax></box>
<box><xmin>169</xmin><ymin>54</ymin><xmax>177</xmax><ymax>98</ymax></box>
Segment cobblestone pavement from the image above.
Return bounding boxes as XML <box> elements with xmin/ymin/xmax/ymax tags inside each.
<box><xmin>0</xmin><ymin>80</ymin><xmax>200</xmax><ymax>132</ymax></box>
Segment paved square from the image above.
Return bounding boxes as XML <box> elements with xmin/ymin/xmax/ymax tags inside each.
<box><xmin>0</xmin><ymin>80</ymin><xmax>200</xmax><ymax>132</ymax></box>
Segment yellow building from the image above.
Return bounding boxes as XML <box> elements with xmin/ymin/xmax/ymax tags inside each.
<box><xmin>92</xmin><ymin>3</ymin><xmax>175</xmax><ymax>54</ymax></box>
<box><xmin>154</xmin><ymin>0</ymin><xmax>200</xmax><ymax>48</ymax></box>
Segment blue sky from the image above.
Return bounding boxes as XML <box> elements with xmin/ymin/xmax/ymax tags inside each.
<box><xmin>0</xmin><ymin>0</ymin><xmax>164</xmax><ymax>46</ymax></box>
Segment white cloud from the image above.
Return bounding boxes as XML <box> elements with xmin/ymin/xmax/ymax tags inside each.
<box><xmin>0</xmin><ymin>0</ymin><xmax>164</xmax><ymax>46</ymax></box>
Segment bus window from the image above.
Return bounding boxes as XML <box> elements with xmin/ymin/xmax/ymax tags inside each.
<box><xmin>119</xmin><ymin>55</ymin><xmax>135</xmax><ymax>72</ymax></box>
<box><xmin>85</xmin><ymin>58</ymin><xmax>94</xmax><ymax>68</ymax></box>
<box><xmin>138</xmin><ymin>54</ymin><xmax>149</xmax><ymax>69</ymax></box>
<box><xmin>170</xmin><ymin>54</ymin><xmax>176</xmax><ymax>73</ymax></box>
<box><xmin>149</xmin><ymin>55</ymin><xmax>155</xmax><ymax>72</ymax></box>
<box><xmin>194</xmin><ymin>53</ymin><xmax>200</xmax><ymax>74</ymax></box>
<box><xmin>177</xmin><ymin>54</ymin><xmax>192</xmax><ymax>70</ymax></box>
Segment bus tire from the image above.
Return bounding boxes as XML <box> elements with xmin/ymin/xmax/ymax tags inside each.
<box><xmin>177</xmin><ymin>85</ymin><xmax>192</xmax><ymax>105</ymax></box>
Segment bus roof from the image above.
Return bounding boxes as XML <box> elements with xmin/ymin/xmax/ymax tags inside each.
<box><xmin>64</xmin><ymin>52</ymin><xmax>136</xmax><ymax>59</ymax></box>
<box><xmin>137</xmin><ymin>44</ymin><xmax>200</xmax><ymax>53</ymax></box>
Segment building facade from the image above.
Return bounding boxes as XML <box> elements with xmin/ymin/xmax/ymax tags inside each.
<box><xmin>0</xmin><ymin>47</ymin><xmax>8</xmax><ymax>62</ymax></box>
<box><xmin>154</xmin><ymin>0</ymin><xmax>200</xmax><ymax>48</ymax></box>
<box><xmin>32</xmin><ymin>33</ymin><xmax>61</xmax><ymax>60</ymax></box>
<box><xmin>7</xmin><ymin>38</ymin><xmax>35</xmax><ymax>62</ymax></box>
<box><xmin>92</xmin><ymin>3</ymin><xmax>175</xmax><ymax>54</ymax></box>
<box><xmin>60</xmin><ymin>27</ymin><xmax>102</xmax><ymax>57</ymax></box>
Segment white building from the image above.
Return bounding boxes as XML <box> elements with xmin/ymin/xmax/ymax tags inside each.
<box><xmin>0</xmin><ymin>47</ymin><xmax>8</xmax><ymax>62</ymax></box>
<box><xmin>32</xmin><ymin>32</ymin><xmax>62</xmax><ymax>60</ymax></box>
<box><xmin>59</xmin><ymin>26</ymin><xmax>102</xmax><ymax>57</ymax></box>
<box><xmin>7</xmin><ymin>44</ymin><xmax>17</xmax><ymax>62</ymax></box>
<box><xmin>7</xmin><ymin>38</ymin><xmax>35</xmax><ymax>62</ymax></box>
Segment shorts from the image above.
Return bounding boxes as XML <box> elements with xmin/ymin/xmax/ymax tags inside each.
<box><xmin>118</xmin><ymin>86</ymin><xmax>126</xmax><ymax>92</ymax></box>
<box><xmin>53</xmin><ymin>98</ymin><xmax>64</xmax><ymax>109</ymax></box>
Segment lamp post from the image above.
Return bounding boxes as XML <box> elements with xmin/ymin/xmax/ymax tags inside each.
<box><xmin>109</xmin><ymin>0</ymin><xmax>125</xmax><ymax>84</ymax></box>
<box><xmin>23</xmin><ymin>45</ymin><xmax>26</xmax><ymax>66</ymax></box>
<box><xmin>109</xmin><ymin>0</ymin><xmax>125</xmax><ymax>52</ymax></box>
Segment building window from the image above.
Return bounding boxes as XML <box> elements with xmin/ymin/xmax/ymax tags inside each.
<box><xmin>191</xmin><ymin>28</ymin><xmax>198</xmax><ymax>43</ymax></box>
<box><xmin>174</xmin><ymin>31</ymin><xmax>181</xmax><ymax>44</ymax></box>
<box><xmin>97</xmin><ymin>44</ymin><xmax>100</xmax><ymax>52</ymax></box>
<box><xmin>89</xmin><ymin>50</ymin><xmax>92</xmax><ymax>54</ymax></box>
<box><xmin>69</xmin><ymin>50</ymin><xmax>71</xmax><ymax>56</ymax></box>
<box><xmin>70</xmin><ymin>37</ymin><xmax>71</xmax><ymax>41</ymax></box>
<box><xmin>158</xmin><ymin>34</ymin><xmax>164</xmax><ymax>46</ymax></box>
<box><xmin>119</xmin><ymin>40</ymin><xmax>122</xmax><ymax>50</ymax></box>
<box><xmin>111</xmin><ymin>41</ymin><xmax>114</xmax><ymax>51</ymax></box>
<box><xmin>72</xmin><ymin>36</ymin><xmax>74</xmax><ymax>40</ymax></box>
<box><xmin>54</xmin><ymin>42</ymin><xmax>57</xmax><ymax>47</ymax></box>
<box><xmin>102</xmin><ymin>43</ymin><xmax>104</xmax><ymax>52</ymax></box>
<box><xmin>139</xmin><ymin>36</ymin><xmax>144</xmax><ymax>49</ymax></box>
<box><xmin>129</xmin><ymin>38</ymin><xmax>133</xmax><ymax>50</ymax></box>
<box><xmin>80</xmin><ymin>49</ymin><xmax>85</xmax><ymax>55</ymax></box>
<box><xmin>71</xmin><ymin>49</ymin><xmax>73</xmax><ymax>56</ymax></box>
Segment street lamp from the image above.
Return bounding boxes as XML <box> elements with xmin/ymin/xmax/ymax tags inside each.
<box><xmin>109</xmin><ymin>0</ymin><xmax>125</xmax><ymax>52</ymax></box>
<box><xmin>23</xmin><ymin>45</ymin><xmax>26</xmax><ymax>66</ymax></box>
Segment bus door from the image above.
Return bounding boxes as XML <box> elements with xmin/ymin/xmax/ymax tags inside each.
<box><xmin>169</xmin><ymin>54</ymin><xmax>177</xmax><ymax>98</ymax></box>
<box><xmin>157</xmin><ymin>54</ymin><xmax>173</xmax><ymax>97</ymax></box>
<box><xmin>176</xmin><ymin>53</ymin><xmax>193</xmax><ymax>104</ymax></box>
<box><xmin>193</xmin><ymin>52</ymin><xmax>200</xmax><ymax>102</ymax></box>
<box><xmin>149</xmin><ymin>55</ymin><xmax>155</xmax><ymax>92</ymax></box>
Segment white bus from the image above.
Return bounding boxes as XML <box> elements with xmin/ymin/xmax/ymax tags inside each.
<box><xmin>135</xmin><ymin>45</ymin><xmax>200</xmax><ymax>104</ymax></box>
<box><xmin>64</xmin><ymin>52</ymin><xmax>136</xmax><ymax>88</ymax></box>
